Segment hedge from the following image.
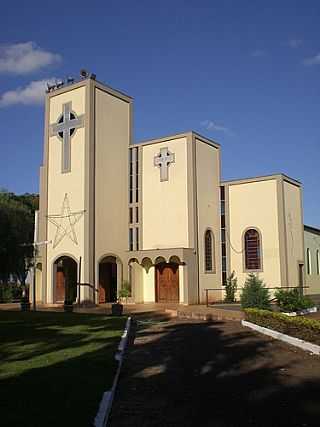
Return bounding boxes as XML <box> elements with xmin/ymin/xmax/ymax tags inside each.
<box><xmin>244</xmin><ymin>308</ymin><xmax>320</xmax><ymax>346</ymax></box>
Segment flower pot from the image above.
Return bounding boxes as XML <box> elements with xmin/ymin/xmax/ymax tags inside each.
<box><xmin>63</xmin><ymin>303</ymin><xmax>74</xmax><ymax>313</ymax></box>
<box><xmin>20</xmin><ymin>301</ymin><xmax>31</xmax><ymax>312</ymax></box>
<box><xmin>111</xmin><ymin>303</ymin><xmax>123</xmax><ymax>316</ymax></box>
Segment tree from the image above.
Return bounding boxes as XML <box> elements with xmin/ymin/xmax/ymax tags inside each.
<box><xmin>0</xmin><ymin>190</ymin><xmax>38</xmax><ymax>289</ymax></box>
<box><xmin>240</xmin><ymin>273</ymin><xmax>271</xmax><ymax>310</ymax></box>
<box><xmin>224</xmin><ymin>271</ymin><xmax>238</xmax><ymax>303</ymax></box>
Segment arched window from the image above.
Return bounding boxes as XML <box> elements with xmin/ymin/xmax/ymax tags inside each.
<box><xmin>244</xmin><ymin>229</ymin><xmax>261</xmax><ymax>271</ymax></box>
<box><xmin>306</xmin><ymin>248</ymin><xmax>312</xmax><ymax>275</ymax></box>
<box><xmin>205</xmin><ymin>230</ymin><xmax>214</xmax><ymax>272</ymax></box>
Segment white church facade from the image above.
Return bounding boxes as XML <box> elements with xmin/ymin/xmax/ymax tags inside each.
<box><xmin>34</xmin><ymin>74</ymin><xmax>320</xmax><ymax>305</ymax></box>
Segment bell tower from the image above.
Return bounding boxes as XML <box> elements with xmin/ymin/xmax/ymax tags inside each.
<box><xmin>37</xmin><ymin>73</ymin><xmax>133</xmax><ymax>304</ymax></box>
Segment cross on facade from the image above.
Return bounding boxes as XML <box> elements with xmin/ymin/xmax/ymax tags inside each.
<box><xmin>49</xmin><ymin>102</ymin><xmax>84</xmax><ymax>173</ymax></box>
<box><xmin>154</xmin><ymin>147</ymin><xmax>175</xmax><ymax>181</ymax></box>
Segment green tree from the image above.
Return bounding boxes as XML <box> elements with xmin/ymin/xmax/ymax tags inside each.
<box><xmin>0</xmin><ymin>190</ymin><xmax>38</xmax><ymax>290</ymax></box>
<box><xmin>224</xmin><ymin>271</ymin><xmax>238</xmax><ymax>303</ymax></box>
<box><xmin>240</xmin><ymin>273</ymin><xmax>271</xmax><ymax>310</ymax></box>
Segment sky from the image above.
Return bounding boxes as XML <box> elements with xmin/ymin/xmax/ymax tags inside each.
<box><xmin>0</xmin><ymin>0</ymin><xmax>319</xmax><ymax>227</ymax></box>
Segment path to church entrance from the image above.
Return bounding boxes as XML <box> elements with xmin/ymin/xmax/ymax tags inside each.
<box><xmin>109</xmin><ymin>318</ymin><xmax>320</xmax><ymax>427</ymax></box>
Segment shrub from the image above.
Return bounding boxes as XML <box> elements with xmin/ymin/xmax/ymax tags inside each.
<box><xmin>224</xmin><ymin>271</ymin><xmax>238</xmax><ymax>303</ymax></box>
<box><xmin>240</xmin><ymin>273</ymin><xmax>271</xmax><ymax>310</ymax></box>
<box><xmin>0</xmin><ymin>284</ymin><xmax>14</xmax><ymax>302</ymax></box>
<box><xmin>274</xmin><ymin>288</ymin><xmax>314</xmax><ymax>313</ymax></box>
<box><xmin>244</xmin><ymin>308</ymin><xmax>320</xmax><ymax>346</ymax></box>
<box><xmin>118</xmin><ymin>280</ymin><xmax>131</xmax><ymax>302</ymax></box>
<box><xmin>0</xmin><ymin>282</ymin><xmax>22</xmax><ymax>302</ymax></box>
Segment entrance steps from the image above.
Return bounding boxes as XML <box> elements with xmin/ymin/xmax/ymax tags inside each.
<box><xmin>165</xmin><ymin>305</ymin><xmax>244</xmax><ymax>322</ymax></box>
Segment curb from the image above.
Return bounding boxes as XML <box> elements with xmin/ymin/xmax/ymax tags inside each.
<box><xmin>282</xmin><ymin>306</ymin><xmax>318</xmax><ymax>317</ymax></box>
<box><xmin>94</xmin><ymin>316</ymin><xmax>132</xmax><ymax>427</ymax></box>
<box><xmin>242</xmin><ymin>319</ymin><xmax>320</xmax><ymax>355</ymax></box>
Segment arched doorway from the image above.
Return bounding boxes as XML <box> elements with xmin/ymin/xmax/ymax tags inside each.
<box><xmin>155</xmin><ymin>262</ymin><xmax>179</xmax><ymax>303</ymax></box>
<box><xmin>54</xmin><ymin>256</ymin><xmax>78</xmax><ymax>303</ymax></box>
<box><xmin>98</xmin><ymin>256</ymin><xmax>119</xmax><ymax>303</ymax></box>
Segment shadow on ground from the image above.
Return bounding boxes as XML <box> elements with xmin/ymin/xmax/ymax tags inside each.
<box><xmin>0</xmin><ymin>311</ymin><xmax>126</xmax><ymax>427</ymax></box>
<box><xmin>109</xmin><ymin>318</ymin><xmax>320</xmax><ymax>427</ymax></box>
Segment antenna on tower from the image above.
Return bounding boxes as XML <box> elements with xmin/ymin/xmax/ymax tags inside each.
<box><xmin>80</xmin><ymin>69</ymin><xmax>96</xmax><ymax>80</ymax></box>
<box><xmin>80</xmin><ymin>69</ymin><xmax>89</xmax><ymax>79</ymax></box>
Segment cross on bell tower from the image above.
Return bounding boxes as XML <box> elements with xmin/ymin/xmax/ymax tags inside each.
<box><xmin>49</xmin><ymin>102</ymin><xmax>84</xmax><ymax>173</ymax></box>
<box><xmin>154</xmin><ymin>147</ymin><xmax>175</xmax><ymax>181</ymax></box>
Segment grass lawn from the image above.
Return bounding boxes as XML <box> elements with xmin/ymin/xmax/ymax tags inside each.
<box><xmin>0</xmin><ymin>310</ymin><xmax>126</xmax><ymax>427</ymax></box>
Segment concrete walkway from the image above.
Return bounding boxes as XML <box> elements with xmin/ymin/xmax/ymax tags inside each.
<box><xmin>0</xmin><ymin>302</ymin><xmax>243</xmax><ymax>321</ymax></box>
<box><xmin>109</xmin><ymin>317</ymin><xmax>320</xmax><ymax>427</ymax></box>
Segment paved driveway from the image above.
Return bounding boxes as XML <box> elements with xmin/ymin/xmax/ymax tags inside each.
<box><xmin>109</xmin><ymin>318</ymin><xmax>320</xmax><ymax>427</ymax></box>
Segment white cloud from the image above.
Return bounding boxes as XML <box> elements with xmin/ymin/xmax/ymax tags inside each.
<box><xmin>287</xmin><ymin>39</ymin><xmax>303</xmax><ymax>48</ymax></box>
<box><xmin>251</xmin><ymin>49</ymin><xmax>266</xmax><ymax>57</ymax></box>
<box><xmin>0</xmin><ymin>42</ymin><xmax>61</xmax><ymax>74</ymax></box>
<box><xmin>201</xmin><ymin>120</ymin><xmax>233</xmax><ymax>135</ymax></box>
<box><xmin>0</xmin><ymin>79</ymin><xmax>55</xmax><ymax>107</ymax></box>
<box><xmin>303</xmin><ymin>53</ymin><xmax>320</xmax><ymax>66</ymax></box>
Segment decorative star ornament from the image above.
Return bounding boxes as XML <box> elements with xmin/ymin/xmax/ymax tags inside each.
<box><xmin>47</xmin><ymin>194</ymin><xmax>85</xmax><ymax>249</ymax></box>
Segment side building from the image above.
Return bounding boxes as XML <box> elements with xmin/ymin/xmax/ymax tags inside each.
<box><xmin>220</xmin><ymin>174</ymin><xmax>305</xmax><ymax>299</ymax></box>
<box><xmin>304</xmin><ymin>225</ymin><xmax>320</xmax><ymax>299</ymax></box>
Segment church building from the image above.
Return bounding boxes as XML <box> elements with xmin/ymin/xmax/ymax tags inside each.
<box><xmin>34</xmin><ymin>74</ymin><xmax>320</xmax><ymax>305</ymax></box>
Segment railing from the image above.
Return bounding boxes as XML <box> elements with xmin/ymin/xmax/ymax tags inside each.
<box><xmin>204</xmin><ymin>286</ymin><xmax>310</xmax><ymax>308</ymax></box>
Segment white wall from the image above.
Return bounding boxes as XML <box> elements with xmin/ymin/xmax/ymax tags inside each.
<box><xmin>196</xmin><ymin>139</ymin><xmax>221</xmax><ymax>302</ymax></box>
<box><xmin>228</xmin><ymin>179</ymin><xmax>281</xmax><ymax>289</ymax></box>
<box><xmin>142</xmin><ymin>138</ymin><xmax>189</xmax><ymax>250</ymax></box>
<box><xmin>143</xmin><ymin>266</ymin><xmax>155</xmax><ymax>302</ymax></box>
<box><xmin>46</xmin><ymin>86</ymin><xmax>86</xmax><ymax>302</ymax></box>
<box><xmin>304</xmin><ymin>229</ymin><xmax>320</xmax><ymax>295</ymax></box>
<box><xmin>95</xmin><ymin>88</ymin><xmax>130</xmax><ymax>265</ymax></box>
<box><xmin>283</xmin><ymin>181</ymin><xmax>304</xmax><ymax>287</ymax></box>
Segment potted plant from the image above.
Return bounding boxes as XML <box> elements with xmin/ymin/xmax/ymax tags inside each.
<box><xmin>20</xmin><ymin>285</ymin><xmax>30</xmax><ymax>311</ymax></box>
<box><xmin>118</xmin><ymin>280</ymin><xmax>131</xmax><ymax>304</ymax></box>
<box><xmin>63</xmin><ymin>298</ymin><xmax>74</xmax><ymax>313</ymax></box>
<box><xmin>20</xmin><ymin>296</ymin><xmax>31</xmax><ymax>311</ymax></box>
<box><xmin>111</xmin><ymin>299</ymin><xmax>124</xmax><ymax>316</ymax></box>
<box><xmin>111</xmin><ymin>280</ymin><xmax>131</xmax><ymax>316</ymax></box>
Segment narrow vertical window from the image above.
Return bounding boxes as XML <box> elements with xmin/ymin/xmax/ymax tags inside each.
<box><xmin>135</xmin><ymin>147</ymin><xmax>139</xmax><ymax>203</ymax></box>
<box><xmin>136</xmin><ymin>228</ymin><xmax>139</xmax><ymax>251</ymax></box>
<box><xmin>129</xmin><ymin>149</ymin><xmax>133</xmax><ymax>204</ymax></box>
<box><xmin>244</xmin><ymin>229</ymin><xmax>261</xmax><ymax>270</ymax></box>
<box><xmin>129</xmin><ymin>228</ymin><xmax>133</xmax><ymax>251</ymax></box>
<box><xmin>136</xmin><ymin>207</ymin><xmax>139</xmax><ymax>223</ymax></box>
<box><xmin>306</xmin><ymin>248</ymin><xmax>312</xmax><ymax>275</ymax></box>
<box><xmin>317</xmin><ymin>250</ymin><xmax>320</xmax><ymax>275</ymax></box>
<box><xmin>220</xmin><ymin>186</ymin><xmax>227</xmax><ymax>285</ymax></box>
<box><xmin>205</xmin><ymin>230</ymin><xmax>214</xmax><ymax>272</ymax></box>
<box><xmin>129</xmin><ymin>208</ymin><xmax>133</xmax><ymax>224</ymax></box>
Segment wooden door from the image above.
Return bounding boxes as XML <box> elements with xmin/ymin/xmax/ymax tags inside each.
<box><xmin>99</xmin><ymin>262</ymin><xmax>117</xmax><ymax>303</ymax></box>
<box><xmin>99</xmin><ymin>263</ymin><xmax>108</xmax><ymax>303</ymax></box>
<box><xmin>156</xmin><ymin>263</ymin><xmax>179</xmax><ymax>303</ymax></box>
<box><xmin>56</xmin><ymin>268</ymin><xmax>65</xmax><ymax>302</ymax></box>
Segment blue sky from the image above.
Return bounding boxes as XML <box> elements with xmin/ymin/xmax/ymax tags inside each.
<box><xmin>0</xmin><ymin>0</ymin><xmax>319</xmax><ymax>227</ymax></box>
